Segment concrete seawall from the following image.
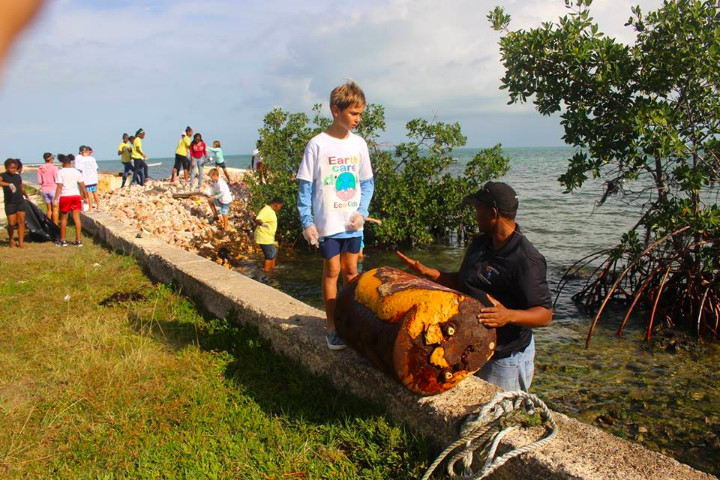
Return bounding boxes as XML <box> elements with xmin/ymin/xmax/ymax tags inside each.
<box><xmin>80</xmin><ymin>210</ymin><xmax>715</xmax><ymax>480</ymax></box>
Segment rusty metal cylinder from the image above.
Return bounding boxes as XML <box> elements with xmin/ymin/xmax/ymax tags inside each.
<box><xmin>335</xmin><ymin>266</ymin><xmax>496</xmax><ymax>396</ymax></box>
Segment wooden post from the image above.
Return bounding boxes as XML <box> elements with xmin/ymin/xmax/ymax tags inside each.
<box><xmin>336</xmin><ymin>267</ymin><xmax>496</xmax><ymax>396</ymax></box>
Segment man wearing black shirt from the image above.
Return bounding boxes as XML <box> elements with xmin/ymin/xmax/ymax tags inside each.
<box><xmin>397</xmin><ymin>181</ymin><xmax>552</xmax><ymax>391</ymax></box>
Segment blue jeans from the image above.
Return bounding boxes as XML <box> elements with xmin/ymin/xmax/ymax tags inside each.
<box><xmin>476</xmin><ymin>336</ymin><xmax>535</xmax><ymax>392</ymax></box>
<box><xmin>132</xmin><ymin>159</ymin><xmax>145</xmax><ymax>186</ymax></box>
<box><xmin>191</xmin><ymin>157</ymin><xmax>210</xmax><ymax>189</ymax></box>
<box><xmin>121</xmin><ymin>162</ymin><xmax>134</xmax><ymax>187</ymax></box>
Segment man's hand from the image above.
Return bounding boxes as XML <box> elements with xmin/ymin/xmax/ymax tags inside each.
<box><xmin>396</xmin><ymin>251</ymin><xmax>433</xmax><ymax>277</ymax></box>
<box><xmin>477</xmin><ymin>294</ymin><xmax>513</xmax><ymax>328</ymax></box>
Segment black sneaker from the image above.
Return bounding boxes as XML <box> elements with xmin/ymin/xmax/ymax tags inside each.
<box><xmin>326</xmin><ymin>330</ymin><xmax>347</xmax><ymax>350</ymax></box>
<box><xmin>74</xmin><ymin>241</ymin><xmax>83</xmax><ymax>247</ymax></box>
<box><xmin>57</xmin><ymin>240</ymin><xmax>68</xmax><ymax>247</ymax></box>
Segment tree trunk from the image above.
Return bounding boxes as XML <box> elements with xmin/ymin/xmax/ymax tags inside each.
<box><xmin>335</xmin><ymin>267</ymin><xmax>497</xmax><ymax>396</ymax></box>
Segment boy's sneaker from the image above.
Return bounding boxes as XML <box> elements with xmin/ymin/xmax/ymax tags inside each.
<box><xmin>326</xmin><ymin>330</ymin><xmax>347</xmax><ymax>351</ymax></box>
<box><xmin>73</xmin><ymin>241</ymin><xmax>83</xmax><ymax>247</ymax></box>
<box><xmin>57</xmin><ymin>240</ymin><xmax>68</xmax><ymax>247</ymax></box>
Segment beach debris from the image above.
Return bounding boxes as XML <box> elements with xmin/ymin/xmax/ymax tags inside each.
<box><xmin>335</xmin><ymin>266</ymin><xmax>497</xmax><ymax>396</ymax></box>
<box><xmin>98</xmin><ymin>174</ymin><xmax>259</xmax><ymax>266</ymax></box>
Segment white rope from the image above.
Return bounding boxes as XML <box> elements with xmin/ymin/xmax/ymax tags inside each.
<box><xmin>422</xmin><ymin>391</ymin><xmax>558</xmax><ymax>480</ymax></box>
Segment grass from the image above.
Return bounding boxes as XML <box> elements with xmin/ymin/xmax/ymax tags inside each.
<box><xmin>0</xmin><ymin>232</ymin><xmax>432</xmax><ymax>479</ymax></box>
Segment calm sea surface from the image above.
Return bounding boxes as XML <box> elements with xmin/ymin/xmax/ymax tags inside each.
<box><xmin>91</xmin><ymin>147</ymin><xmax>718</xmax><ymax>475</ymax></box>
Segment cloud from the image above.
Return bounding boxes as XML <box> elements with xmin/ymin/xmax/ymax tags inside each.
<box><xmin>0</xmin><ymin>0</ymin><xmax>663</xmax><ymax>160</ymax></box>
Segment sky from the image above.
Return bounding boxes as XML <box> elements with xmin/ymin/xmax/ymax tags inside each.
<box><xmin>0</xmin><ymin>0</ymin><xmax>663</xmax><ymax>161</ymax></box>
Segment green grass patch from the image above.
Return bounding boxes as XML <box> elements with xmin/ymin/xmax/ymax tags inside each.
<box><xmin>0</xmin><ymin>234</ymin><xmax>431</xmax><ymax>478</ymax></box>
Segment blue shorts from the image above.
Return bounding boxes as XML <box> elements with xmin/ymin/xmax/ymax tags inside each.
<box><xmin>260</xmin><ymin>243</ymin><xmax>276</xmax><ymax>260</ymax></box>
<box><xmin>42</xmin><ymin>192</ymin><xmax>54</xmax><ymax>204</ymax></box>
<box><xmin>86</xmin><ymin>184</ymin><xmax>97</xmax><ymax>193</ymax></box>
<box><xmin>318</xmin><ymin>236</ymin><xmax>362</xmax><ymax>260</ymax></box>
<box><xmin>214</xmin><ymin>199</ymin><xmax>230</xmax><ymax>215</ymax></box>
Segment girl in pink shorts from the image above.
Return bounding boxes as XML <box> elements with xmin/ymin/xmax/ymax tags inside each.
<box><xmin>37</xmin><ymin>152</ymin><xmax>58</xmax><ymax>219</ymax></box>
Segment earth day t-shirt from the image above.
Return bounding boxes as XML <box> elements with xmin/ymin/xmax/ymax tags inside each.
<box><xmin>296</xmin><ymin>132</ymin><xmax>373</xmax><ymax>238</ymax></box>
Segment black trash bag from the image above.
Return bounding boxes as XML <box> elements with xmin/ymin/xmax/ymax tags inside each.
<box><xmin>24</xmin><ymin>200</ymin><xmax>60</xmax><ymax>242</ymax></box>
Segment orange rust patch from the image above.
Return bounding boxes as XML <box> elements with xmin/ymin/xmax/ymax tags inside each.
<box><xmin>354</xmin><ymin>268</ymin><xmax>460</xmax><ymax>338</ymax></box>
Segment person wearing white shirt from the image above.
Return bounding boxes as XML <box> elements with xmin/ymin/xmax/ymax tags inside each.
<box><xmin>74</xmin><ymin>145</ymin><xmax>100</xmax><ymax>210</ymax></box>
<box><xmin>296</xmin><ymin>81</ymin><xmax>375</xmax><ymax>350</ymax></box>
<box><xmin>53</xmin><ymin>154</ymin><xmax>88</xmax><ymax>247</ymax></box>
<box><xmin>206</xmin><ymin>168</ymin><xmax>233</xmax><ymax>231</ymax></box>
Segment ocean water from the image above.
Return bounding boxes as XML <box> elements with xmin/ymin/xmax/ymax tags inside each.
<box><xmin>97</xmin><ymin>146</ymin><xmax>637</xmax><ymax>270</ymax></box>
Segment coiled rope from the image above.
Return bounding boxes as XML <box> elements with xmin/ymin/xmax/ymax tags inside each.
<box><xmin>422</xmin><ymin>391</ymin><xmax>558</xmax><ymax>480</ymax></box>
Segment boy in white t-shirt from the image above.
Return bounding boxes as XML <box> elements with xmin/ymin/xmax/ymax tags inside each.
<box><xmin>74</xmin><ymin>145</ymin><xmax>100</xmax><ymax>210</ymax></box>
<box><xmin>296</xmin><ymin>81</ymin><xmax>375</xmax><ymax>350</ymax></box>
<box><xmin>205</xmin><ymin>168</ymin><xmax>233</xmax><ymax>231</ymax></box>
<box><xmin>53</xmin><ymin>154</ymin><xmax>88</xmax><ymax>247</ymax></box>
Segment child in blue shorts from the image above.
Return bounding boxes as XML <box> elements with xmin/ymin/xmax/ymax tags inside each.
<box><xmin>254</xmin><ymin>198</ymin><xmax>284</xmax><ymax>272</ymax></box>
<box><xmin>296</xmin><ymin>81</ymin><xmax>375</xmax><ymax>350</ymax></box>
<box><xmin>207</xmin><ymin>140</ymin><xmax>231</xmax><ymax>183</ymax></box>
<box><xmin>206</xmin><ymin>168</ymin><xmax>232</xmax><ymax>231</ymax></box>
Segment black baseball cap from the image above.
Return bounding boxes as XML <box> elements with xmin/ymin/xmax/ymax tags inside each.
<box><xmin>463</xmin><ymin>181</ymin><xmax>519</xmax><ymax>213</ymax></box>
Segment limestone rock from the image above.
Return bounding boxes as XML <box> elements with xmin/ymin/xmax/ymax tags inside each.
<box><xmin>99</xmin><ymin>174</ymin><xmax>259</xmax><ymax>266</ymax></box>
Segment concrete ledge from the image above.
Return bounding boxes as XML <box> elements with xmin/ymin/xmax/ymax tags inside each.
<box><xmin>81</xmin><ymin>210</ymin><xmax>714</xmax><ymax>480</ymax></box>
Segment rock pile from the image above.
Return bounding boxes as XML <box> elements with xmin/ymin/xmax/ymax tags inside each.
<box><xmin>99</xmin><ymin>174</ymin><xmax>259</xmax><ymax>268</ymax></box>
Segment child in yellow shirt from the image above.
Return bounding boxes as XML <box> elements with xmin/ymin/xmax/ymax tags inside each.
<box><xmin>254</xmin><ymin>197</ymin><xmax>284</xmax><ymax>272</ymax></box>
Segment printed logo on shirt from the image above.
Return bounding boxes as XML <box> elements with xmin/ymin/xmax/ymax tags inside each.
<box><xmin>477</xmin><ymin>263</ymin><xmax>500</xmax><ymax>285</ymax></box>
<box><xmin>321</xmin><ymin>154</ymin><xmax>360</xmax><ymax>210</ymax></box>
